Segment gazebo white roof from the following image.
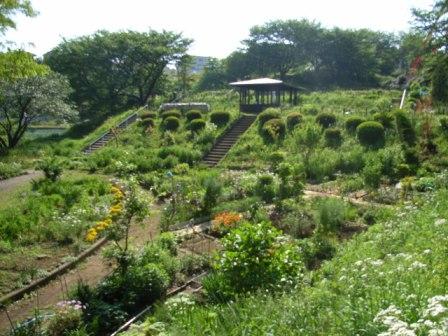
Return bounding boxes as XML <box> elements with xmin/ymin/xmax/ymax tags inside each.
<box><xmin>229</xmin><ymin>78</ymin><xmax>283</xmax><ymax>86</ymax></box>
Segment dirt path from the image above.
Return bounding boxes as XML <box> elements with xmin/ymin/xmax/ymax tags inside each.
<box><xmin>0</xmin><ymin>170</ymin><xmax>42</xmax><ymax>193</ymax></box>
<box><xmin>303</xmin><ymin>189</ymin><xmax>392</xmax><ymax>208</ymax></box>
<box><xmin>0</xmin><ymin>207</ymin><xmax>160</xmax><ymax>332</ymax></box>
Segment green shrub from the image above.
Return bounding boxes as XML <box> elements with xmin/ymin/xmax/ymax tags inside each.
<box><xmin>301</xmin><ymin>104</ymin><xmax>319</xmax><ymax>115</ymax></box>
<box><xmin>210</xmin><ymin>111</ymin><xmax>230</xmax><ymax>127</ymax></box>
<box><xmin>286</xmin><ymin>112</ymin><xmax>303</xmax><ymax>131</ymax></box>
<box><xmin>206</xmin><ymin>221</ymin><xmax>304</xmax><ymax>301</ymax></box>
<box><xmin>345</xmin><ymin>116</ymin><xmax>365</xmax><ymax>134</ymax></box>
<box><xmin>362</xmin><ymin>154</ymin><xmax>383</xmax><ymax>189</ymax></box>
<box><xmin>395</xmin><ymin>110</ymin><xmax>416</xmax><ymax>146</ymax></box>
<box><xmin>162</xmin><ymin>116</ymin><xmax>180</xmax><ymax>131</ymax></box>
<box><xmin>188</xmin><ymin>118</ymin><xmax>206</xmax><ymax>132</ymax></box>
<box><xmin>161</xmin><ymin>111</ymin><xmax>181</xmax><ymax>120</ymax></box>
<box><xmin>201</xmin><ymin>176</ymin><xmax>222</xmax><ymax>215</ymax></box>
<box><xmin>269</xmin><ymin>151</ymin><xmax>286</xmax><ymax>170</ymax></box>
<box><xmin>324</xmin><ymin>128</ymin><xmax>343</xmax><ymax>148</ymax></box>
<box><xmin>306</xmin><ymin>149</ymin><xmax>339</xmax><ymax>182</ymax></box>
<box><xmin>37</xmin><ymin>156</ymin><xmax>63</xmax><ymax>181</ymax></box>
<box><xmin>185</xmin><ymin>111</ymin><xmax>202</xmax><ymax>122</ymax></box>
<box><xmin>316</xmin><ymin>113</ymin><xmax>336</xmax><ymax>128</ymax></box>
<box><xmin>258</xmin><ymin>109</ymin><xmax>281</xmax><ymax>128</ymax></box>
<box><xmin>157</xmin><ymin>146</ymin><xmax>201</xmax><ymax>165</ymax></box>
<box><xmin>140</xmin><ymin>117</ymin><xmax>155</xmax><ymax>129</ymax></box>
<box><xmin>314</xmin><ymin>198</ymin><xmax>348</xmax><ymax>234</ymax></box>
<box><xmin>254</xmin><ymin>174</ymin><xmax>276</xmax><ymax>203</ymax></box>
<box><xmin>439</xmin><ymin>117</ymin><xmax>448</xmax><ymax>135</ymax></box>
<box><xmin>140</xmin><ymin>111</ymin><xmax>157</xmax><ymax>119</ymax></box>
<box><xmin>0</xmin><ymin>162</ymin><xmax>22</xmax><ymax>180</ymax></box>
<box><xmin>356</xmin><ymin>121</ymin><xmax>385</xmax><ymax>149</ymax></box>
<box><xmin>373</xmin><ymin>112</ymin><xmax>394</xmax><ymax>129</ymax></box>
<box><xmin>260</xmin><ymin>118</ymin><xmax>286</xmax><ymax>143</ymax></box>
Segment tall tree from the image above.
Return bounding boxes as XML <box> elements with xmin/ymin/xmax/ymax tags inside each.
<box><xmin>0</xmin><ymin>50</ymin><xmax>49</xmax><ymax>80</ymax></box>
<box><xmin>44</xmin><ymin>30</ymin><xmax>191</xmax><ymax>120</ymax></box>
<box><xmin>0</xmin><ymin>73</ymin><xmax>76</xmax><ymax>149</ymax></box>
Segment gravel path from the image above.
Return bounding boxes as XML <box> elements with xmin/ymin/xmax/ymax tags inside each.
<box><xmin>0</xmin><ymin>170</ymin><xmax>43</xmax><ymax>192</ymax></box>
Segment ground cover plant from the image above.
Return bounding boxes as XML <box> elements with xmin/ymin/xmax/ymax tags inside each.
<box><xmin>0</xmin><ymin>172</ymin><xmax>113</xmax><ymax>295</ymax></box>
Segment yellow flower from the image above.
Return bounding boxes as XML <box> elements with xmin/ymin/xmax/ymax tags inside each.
<box><xmin>104</xmin><ymin>218</ymin><xmax>112</xmax><ymax>225</ymax></box>
<box><xmin>85</xmin><ymin>228</ymin><xmax>98</xmax><ymax>242</ymax></box>
<box><xmin>110</xmin><ymin>204</ymin><xmax>123</xmax><ymax>216</ymax></box>
<box><xmin>95</xmin><ymin>221</ymin><xmax>107</xmax><ymax>232</ymax></box>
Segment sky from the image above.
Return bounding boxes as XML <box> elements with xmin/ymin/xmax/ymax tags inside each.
<box><xmin>3</xmin><ymin>0</ymin><xmax>435</xmax><ymax>59</ymax></box>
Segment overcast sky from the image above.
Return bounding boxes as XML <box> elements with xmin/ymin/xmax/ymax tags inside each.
<box><xmin>3</xmin><ymin>0</ymin><xmax>434</xmax><ymax>59</ymax></box>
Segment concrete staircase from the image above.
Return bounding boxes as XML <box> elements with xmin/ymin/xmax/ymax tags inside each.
<box><xmin>202</xmin><ymin>115</ymin><xmax>256</xmax><ymax>167</ymax></box>
<box><xmin>82</xmin><ymin>113</ymin><xmax>138</xmax><ymax>154</ymax></box>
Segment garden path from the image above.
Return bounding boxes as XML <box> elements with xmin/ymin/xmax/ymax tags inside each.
<box><xmin>0</xmin><ymin>170</ymin><xmax>42</xmax><ymax>193</ymax></box>
<box><xmin>0</xmin><ymin>206</ymin><xmax>161</xmax><ymax>333</ymax></box>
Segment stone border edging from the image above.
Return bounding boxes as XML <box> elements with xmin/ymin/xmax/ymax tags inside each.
<box><xmin>0</xmin><ymin>237</ymin><xmax>108</xmax><ymax>306</ymax></box>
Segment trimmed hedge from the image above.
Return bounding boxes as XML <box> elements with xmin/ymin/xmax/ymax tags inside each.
<box><xmin>210</xmin><ymin>111</ymin><xmax>231</xmax><ymax>127</ymax></box>
<box><xmin>161</xmin><ymin>111</ymin><xmax>181</xmax><ymax>120</ymax></box>
<box><xmin>260</xmin><ymin>118</ymin><xmax>286</xmax><ymax>143</ymax></box>
<box><xmin>356</xmin><ymin>121</ymin><xmax>385</xmax><ymax>149</ymax></box>
<box><xmin>316</xmin><ymin>113</ymin><xmax>337</xmax><ymax>128</ymax></box>
<box><xmin>189</xmin><ymin>118</ymin><xmax>206</xmax><ymax>132</ymax></box>
<box><xmin>163</xmin><ymin>116</ymin><xmax>180</xmax><ymax>131</ymax></box>
<box><xmin>258</xmin><ymin>109</ymin><xmax>281</xmax><ymax>129</ymax></box>
<box><xmin>186</xmin><ymin>111</ymin><xmax>203</xmax><ymax>122</ymax></box>
<box><xmin>324</xmin><ymin>128</ymin><xmax>343</xmax><ymax>148</ymax></box>
<box><xmin>345</xmin><ymin>116</ymin><xmax>365</xmax><ymax>134</ymax></box>
<box><xmin>140</xmin><ymin>118</ymin><xmax>155</xmax><ymax>128</ymax></box>
<box><xmin>373</xmin><ymin>112</ymin><xmax>394</xmax><ymax>129</ymax></box>
<box><xmin>286</xmin><ymin>112</ymin><xmax>303</xmax><ymax>131</ymax></box>
<box><xmin>140</xmin><ymin>111</ymin><xmax>157</xmax><ymax>120</ymax></box>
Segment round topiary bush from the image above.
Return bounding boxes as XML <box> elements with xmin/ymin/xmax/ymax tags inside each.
<box><xmin>356</xmin><ymin>121</ymin><xmax>385</xmax><ymax>149</ymax></box>
<box><xmin>316</xmin><ymin>113</ymin><xmax>337</xmax><ymax>128</ymax></box>
<box><xmin>163</xmin><ymin>116</ymin><xmax>180</xmax><ymax>131</ymax></box>
<box><xmin>373</xmin><ymin>112</ymin><xmax>394</xmax><ymax>129</ymax></box>
<box><xmin>301</xmin><ymin>104</ymin><xmax>319</xmax><ymax>115</ymax></box>
<box><xmin>345</xmin><ymin>116</ymin><xmax>365</xmax><ymax>134</ymax></box>
<box><xmin>140</xmin><ymin>117</ymin><xmax>155</xmax><ymax>129</ymax></box>
<box><xmin>140</xmin><ymin>111</ymin><xmax>157</xmax><ymax>120</ymax></box>
<box><xmin>186</xmin><ymin>111</ymin><xmax>203</xmax><ymax>122</ymax></box>
<box><xmin>286</xmin><ymin>112</ymin><xmax>303</xmax><ymax>131</ymax></box>
<box><xmin>161</xmin><ymin>110</ymin><xmax>181</xmax><ymax>120</ymax></box>
<box><xmin>210</xmin><ymin>111</ymin><xmax>231</xmax><ymax>127</ymax></box>
<box><xmin>260</xmin><ymin>118</ymin><xmax>286</xmax><ymax>144</ymax></box>
<box><xmin>189</xmin><ymin>118</ymin><xmax>206</xmax><ymax>132</ymax></box>
<box><xmin>324</xmin><ymin>128</ymin><xmax>343</xmax><ymax>148</ymax></box>
<box><xmin>258</xmin><ymin>109</ymin><xmax>281</xmax><ymax>129</ymax></box>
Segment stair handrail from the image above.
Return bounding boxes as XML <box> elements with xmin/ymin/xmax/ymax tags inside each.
<box><xmin>82</xmin><ymin>106</ymin><xmax>146</xmax><ymax>153</ymax></box>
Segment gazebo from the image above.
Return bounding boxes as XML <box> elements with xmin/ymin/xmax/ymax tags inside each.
<box><xmin>230</xmin><ymin>78</ymin><xmax>299</xmax><ymax>113</ymax></box>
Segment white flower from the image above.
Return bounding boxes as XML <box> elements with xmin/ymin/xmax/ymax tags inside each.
<box><xmin>434</xmin><ymin>218</ymin><xmax>446</xmax><ymax>226</ymax></box>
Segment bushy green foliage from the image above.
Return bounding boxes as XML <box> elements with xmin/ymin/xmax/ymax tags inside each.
<box><xmin>37</xmin><ymin>156</ymin><xmax>63</xmax><ymax>181</ymax></box>
<box><xmin>395</xmin><ymin>110</ymin><xmax>416</xmax><ymax>147</ymax></box>
<box><xmin>373</xmin><ymin>112</ymin><xmax>394</xmax><ymax>129</ymax></box>
<box><xmin>254</xmin><ymin>174</ymin><xmax>276</xmax><ymax>202</ymax></box>
<box><xmin>0</xmin><ymin>161</ymin><xmax>23</xmax><ymax>180</ymax></box>
<box><xmin>140</xmin><ymin>117</ymin><xmax>155</xmax><ymax>129</ymax></box>
<box><xmin>201</xmin><ymin>176</ymin><xmax>222</xmax><ymax>215</ymax></box>
<box><xmin>258</xmin><ymin>109</ymin><xmax>281</xmax><ymax>129</ymax></box>
<box><xmin>286</xmin><ymin>112</ymin><xmax>303</xmax><ymax>131</ymax></box>
<box><xmin>345</xmin><ymin>116</ymin><xmax>365</xmax><ymax>133</ymax></box>
<box><xmin>316</xmin><ymin>112</ymin><xmax>337</xmax><ymax>128</ymax></box>
<box><xmin>188</xmin><ymin>118</ymin><xmax>206</xmax><ymax>132</ymax></box>
<box><xmin>260</xmin><ymin>118</ymin><xmax>286</xmax><ymax>143</ymax></box>
<box><xmin>356</xmin><ymin>121</ymin><xmax>385</xmax><ymax>149</ymax></box>
<box><xmin>203</xmin><ymin>221</ymin><xmax>304</xmax><ymax>302</ymax></box>
<box><xmin>157</xmin><ymin>146</ymin><xmax>201</xmax><ymax>165</ymax></box>
<box><xmin>301</xmin><ymin>104</ymin><xmax>319</xmax><ymax>115</ymax></box>
<box><xmin>362</xmin><ymin>153</ymin><xmax>383</xmax><ymax>188</ymax></box>
<box><xmin>324</xmin><ymin>128</ymin><xmax>343</xmax><ymax>148</ymax></box>
<box><xmin>210</xmin><ymin>111</ymin><xmax>230</xmax><ymax>127</ymax></box>
<box><xmin>185</xmin><ymin>110</ymin><xmax>202</xmax><ymax>122</ymax></box>
<box><xmin>431</xmin><ymin>55</ymin><xmax>448</xmax><ymax>104</ymax></box>
<box><xmin>314</xmin><ymin>198</ymin><xmax>349</xmax><ymax>234</ymax></box>
<box><xmin>140</xmin><ymin>111</ymin><xmax>157</xmax><ymax>119</ymax></box>
<box><xmin>161</xmin><ymin>111</ymin><xmax>181</xmax><ymax>120</ymax></box>
<box><xmin>439</xmin><ymin>116</ymin><xmax>448</xmax><ymax>135</ymax></box>
<box><xmin>162</xmin><ymin>116</ymin><xmax>180</xmax><ymax>131</ymax></box>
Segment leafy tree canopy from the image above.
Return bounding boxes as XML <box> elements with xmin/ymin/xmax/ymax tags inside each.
<box><xmin>44</xmin><ymin>30</ymin><xmax>191</xmax><ymax>120</ymax></box>
<box><xmin>0</xmin><ymin>50</ymin><xmax>49</xmax><ymax>81</ymax></box>
<box><xmin>0</xmin><ymin>0</ymin><xmax>36</xmax><ymax>36</ymax></box>
<box><xmin>0</xmin><ymin>73</ymin><xmax>76</xmax><ymax>149</ymax></box>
